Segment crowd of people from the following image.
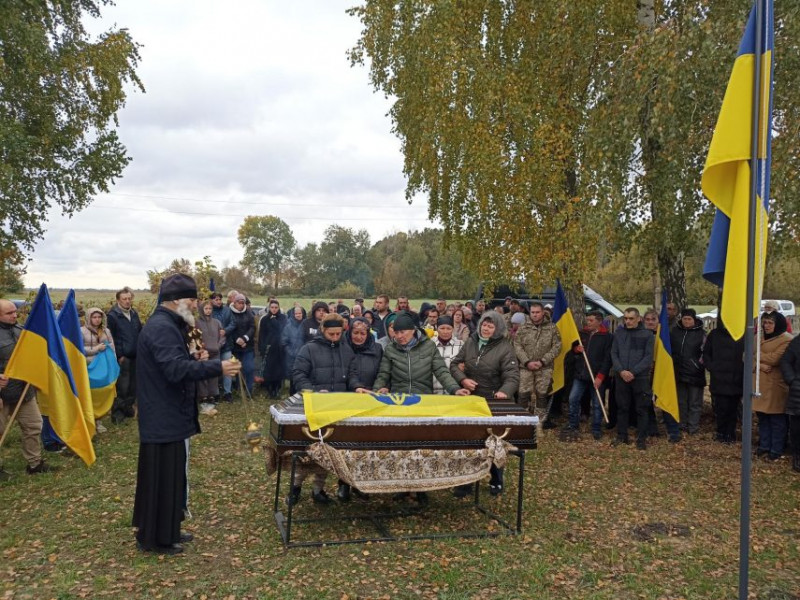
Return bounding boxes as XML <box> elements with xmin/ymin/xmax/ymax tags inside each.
<box><xmin>2</xmin><ymin>284</ymin><xmax>799</xmax><ymax>552</ymax></box>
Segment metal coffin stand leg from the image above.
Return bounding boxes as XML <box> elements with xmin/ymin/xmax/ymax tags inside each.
<box><xmin>271</xmin><ymin>450</ymin><xmax>527</xmax><ymax>548</ymax></box>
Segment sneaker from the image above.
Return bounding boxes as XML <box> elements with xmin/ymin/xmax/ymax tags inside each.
<box><xmin>95</xmin><ymin>420</ymin><xmax>107</xmax><ymax>434</ymax></box>
<box><xmin>559</xmin><ymin>426</ymin><xmax>579</xmax><ymax>442</ymax></box>
<box><xmin>43</xmin><ymin>442</ymin><xmax>65</xmax><ymax>454</ymax></box>
<box><xmin>26</xmin><ymin>461</ymin><xmax>54</xmax><ymax>475</ymax></box>
<box><xmin>542</xmin><ymin>419</ymin><xmax>557</xmax><ymax>430</ymax></box>
<box><xmin>222</xmin><ymin>392</ymin><xmax>233</xmax><ymax>403</ymax></box>
<box><xmin>337</xmin><ymin>482</ymin><xmax>351</xmax><ymax>502</ymax></box>
<box><xmin>669</xmin><ymin>435</ymin><xmax>682</xmax><ymax>444</ymax></box>
<box><xmin>286</xmin><ymin>486</ymin><xmax>302</xmax><ymax>507</ymax></box>
<box><xmin>488</xmin><ymin>484</ymin><xmax>503</xmax><ymax>497</ymax></box>
<box><xmin>592</xmin><ymin>431</ymin><xmax>602</xmax><ymax>440</ymax></box>
<box><xmin>636</xmin><ymin>439</ymin><xmax>647</xmax><ymax>451</ymax></box>
<box><xmin>452</xmin><ymin>484</ymin><xmax>473</xmax><ymax>498</ymax></box>
<box><xmin>311</xmin><ymin>489</ymin><xmax>333</xmax><ymax>505</ymax></box>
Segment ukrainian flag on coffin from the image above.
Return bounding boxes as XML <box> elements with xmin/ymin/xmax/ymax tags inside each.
<box><xmin>304</xmin><ymin>392</ymin><xmax>491</xmax><ymax>432</ymax></box>
<box><xmin>56</xmin><ymin>290</ymin><xmax>95</xmax><ymax>436</ymax></box>
<box><xmin>4</xmin><ymin>284</ymin><xmax>95</xmax><ymax>465</ymax></box>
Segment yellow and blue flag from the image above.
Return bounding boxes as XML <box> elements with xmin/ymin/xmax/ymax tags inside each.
<box><xmin>57</xmin><ymin>290</ymin><xmax>95</xmax><ymax>437</ymax></box>
<box><xmin>4</xmin><ymin>284</ymin><xmax>95</xmax><ymax>465</ymax></box>
<box><xmin>303</xmin><ymin>391</ymin><xmax>491</xmax><ymax>432</ymax></box>
<box><xmin>653</xmin><ymin>292</ymin><xmax>680</xmax><ymax>422</ymax></box>
<box><xmin>551</xmin><ymin>280</ymin><xmax>580</xmax><ymax>393</ymax></box>
<box><xmin>87</xmin><ymin>346</ymin><xmax>119</xmax><ymax>420</ymax></box>
<box><xmin>702</xmin><ymin>0</ymin><xmax>774</xmax><ymax>341</ymax></box>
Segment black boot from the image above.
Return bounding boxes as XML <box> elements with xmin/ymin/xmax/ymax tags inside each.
<box><xmin>337</xmin><ymin>481</ymin><xmax>351</xmax><ymax>502</ymax></box>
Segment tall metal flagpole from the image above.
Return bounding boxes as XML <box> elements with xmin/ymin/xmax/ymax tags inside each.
<box><xmin>740</xmin><ymin>1</ymin><xmax>766</xmax><ymax>598</ymax></box>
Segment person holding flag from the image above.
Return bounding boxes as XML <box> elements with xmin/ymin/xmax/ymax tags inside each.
<box><xmin>0</xmin><ymin>299</ymin><xmax>50</xmax><ymax>477</ymax></box>
<box><xmin>610</xmin><ymin>308</ymin><xmax>655</xmax><ymax>450</ymax></box>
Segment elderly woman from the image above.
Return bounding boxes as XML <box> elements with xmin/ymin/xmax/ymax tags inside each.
<box><xmin>755</xmin><ymin>312</ymin><xmax>792</xmax><ymax>460</ymax></box>
<box><xmin>450</xmin><ymin>311</ymin><xmax>520</xmax><ymax>496</ymax></box>
<box><xmin>82</xmin><ymin>307</ymin><xmax>116</xmax><ymax>433</ymax></box>
<box><xmin>289</xmin><ymin>312</ymin><xmax>355</xmax><ymax>506</ymax></box>
<box><xmin>224</xmin><ymin>293</ymin><xmax>255</xmax><ymax>394</ymax></box>
<box><xmin>195</xmin><ymin>300</ymin><xmax>223</xmax><ymax>415</ymax></box>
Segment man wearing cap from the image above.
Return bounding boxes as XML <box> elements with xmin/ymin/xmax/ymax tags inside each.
<box><xmin>289</xmin><ymin>312</ymin><xmax>355</xmax><ymax>505</ymax></box>
<box><xmin>670</xmin><ymin>307</ymin><xmax>706</xmax><ymax>435</ymax></box>
<box><xmin>133</xmin><ymin>274</ymin><xmax>241</xmax><ymax>555</ymax></box>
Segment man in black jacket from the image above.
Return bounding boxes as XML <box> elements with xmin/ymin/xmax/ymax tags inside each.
<box><xmin>107</xmin><ymin>286</ymin><xmax>143</xmax><ymax>424</ymax></box>
<box><xmin>0</xmin><ymin>299</ymin><xmax>50</xmax><ymax>478</ymax></box>
<box><xmin>611</xmin><ymin>308</ymin><xmax>655</xmax><ymax>449</ymax></box>
<box><xmin>132</xmin><ymin>274</ymin><xmax>240</xmax><ymax>555</ymax></box>
<box><xmin>670</xmin><ymin>308</ymin><xmax>706</xmax><ymax>435</ymax></box>
<box><xmin>563</xmin><ymin>311</ymin><xmax>612</xmax><ymax>440</ymax></box>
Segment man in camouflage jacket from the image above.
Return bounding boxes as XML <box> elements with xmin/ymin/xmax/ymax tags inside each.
<box><xmin>514</xmin><ymin>302</ymin><xmax>561</xmax><ymax>413</ymax></box>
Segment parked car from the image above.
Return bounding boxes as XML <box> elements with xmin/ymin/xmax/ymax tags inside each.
<box><xmin>761</xmin><ymin>299</ymin><xmax>796</xmax><ymax>317</ymax></box>
<box><xmin>477</xmin><ymin>283</ymin><xmax>624</xmax><ymax>318</ymax></box>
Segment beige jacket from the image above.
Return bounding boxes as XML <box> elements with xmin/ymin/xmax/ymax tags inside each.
<box><xmin>753</xmin><ymin>332</ymin><xmax>792</xmax><ymax>414</ymax></box>
<box><xmin>514</xmin><ymin>317</ymin><xmax>562</xmax><ymax>368</ymax></box>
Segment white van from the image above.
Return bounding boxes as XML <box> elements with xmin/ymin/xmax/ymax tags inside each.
<box><xmin>761</xmin><ymin>299</ymin><xmax>796</xmax><ymax>317</ymax></box>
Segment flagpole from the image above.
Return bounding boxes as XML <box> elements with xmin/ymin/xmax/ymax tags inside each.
<box><xmin>0</xmin><ymin>383</ymin><xmax>32</xmax><ymax>451</ymax></box>
<box><xmin>739</xmin><ymin>1</ymin><xmax>765</xmax><ymax>598</ymax></box>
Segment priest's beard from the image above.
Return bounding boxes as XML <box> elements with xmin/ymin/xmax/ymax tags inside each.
<box><xmin>176</xmin><ymin>299</ymin><xmax>196</xmax><ymax>327</ymax></box>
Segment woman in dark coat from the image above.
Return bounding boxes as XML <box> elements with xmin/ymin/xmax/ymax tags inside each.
<box><xmin>258</xmin><ymin>300</ymin><xmax>287</xmax><ymax>398</ymax></box>
<box><xmin>224</xmin><ymin>294</ymin><xmax>256</xmax><ymax>394</ymax></box>
<box><xmin>780</xmin><ymin>329</ymin><xmax>800</xmax><ymax>472</ymax></box>
<box><xmin>346</xmin><ymin>317</ymin><xmax>383</xmax><ymax>390</ymax></box>
<box><xmin>702</xmin><ymin>318</ymin><xmax>744</xmax><ymax>444</ymax></box>
<box><xmin>281</xmin><ymin>305</ymin><xmax>306</xmax><ymax>395</ymax></box>
<box><xmin>449</xmin><ymin>311</ymin><xmax>520</xmax><ymax>497</ymax></box>
<box><xmin>336</xmin><ymin>316</ymin><xmax>384</xmax><ymax>501</ymax></box>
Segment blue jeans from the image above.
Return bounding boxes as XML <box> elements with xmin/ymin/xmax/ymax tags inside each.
<box><xmin>568</xmin><ymin>379</ymin><xmax>604</xmax><ymax>433</ymax></box>
<box><xmin>220</xmin><ymin>350</ymin><xmax>233</xmax><ymax>394</ymax></box>
<box><xmin>757</xmin><ymin>412</ymin><xmax>788</xmax><ymax>456</ymax></box>
<box><xmin>662</xmin><ymin>410</ymin><xmax>681</xmax><ymax>440</ymax></box>
<box><xmin>233</xmin><ymin>349</ymin><xmax>255</xmax><ymax>395</ymax></box>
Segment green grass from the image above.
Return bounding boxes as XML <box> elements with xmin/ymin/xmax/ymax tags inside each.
<box><xmin>2</xmin><ymin>394</ymin><xmax>800</xmax><ymax>599</ymax></box>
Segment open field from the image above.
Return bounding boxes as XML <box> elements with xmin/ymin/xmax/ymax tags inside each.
<box><xmin>1</xmin><ymin>393</ymin><xmax>799</xmax><ymax>600</ymax></box>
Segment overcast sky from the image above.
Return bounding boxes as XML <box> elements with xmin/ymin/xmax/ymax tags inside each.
<box><xmin>24</xmin><ymin>1</ymin><xmax>434</xmax><ymax>290</ymax></box>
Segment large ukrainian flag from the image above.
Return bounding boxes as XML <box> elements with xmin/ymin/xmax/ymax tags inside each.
<box><xmin>87</xmin><ymin>347</ymin><xmax>119</xmax><ymax>420</ymax></box>
<box><xmin>702</xmin><ymin>0</ymin><xmax>773</xmax><ymax>341</ymax></box>
<box><xmin>304</xmin><ymin>392</ymin><xmax>491</xmax><ymax>432</ymax></box>
<box><xmin>653</xmin><ymin>292</ymin><xmax>680</xmax><ymax>422</ymax></box>
<box><xmin>551</xmin><ymin>281</ymin><xmax>580</xmax><ymax>393</ymax></box>
<box><xmin>4</xmin><ymin>284</ymin><xmax>95</xmax><ymax>465</ymax></box>
<box><xmin>56</xmin><ymin>290</ymin><xmax>95</xmax><ymax>437</ymax></box>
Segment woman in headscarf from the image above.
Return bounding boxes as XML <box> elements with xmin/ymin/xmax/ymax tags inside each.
<box><xmin>82</xmin><ymin>307</ymin><xmax>116</xmax><ymax>433</ymax></box>
<box><xmin>449</xmin><ymin>311</ymin><xmax>519</xmax><ymax>497</ymax></box>
<box><xmin>281</xmin><ymin>305</ymin><xmax>306</xmax><ymax>395</ymax></box>
<box><xmin>258</xmin><ymin>300</ymin><xmax>287</xmax><ymax>399</ymax></box>
<box><xmin>337</xmin><ymin>316</ymin><xmax>384</xmax><ymax>501</ymax></box>
<box><xmin>754</xmin><ymin>312</ymin><xmax>792</xmax><ymax>460</ymax></box>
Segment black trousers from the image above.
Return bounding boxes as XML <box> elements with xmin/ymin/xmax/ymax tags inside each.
<box><xmin>713</xmin><ymin>394</ymin><xmax>740</xmax><ymax>442</ymax></box>
<box><xmin>615</xmin><ymin>375</ymin><xmax>650</xmax><ymax>443</ymax></box>
<box><xmin>112</xmin><ymin>357</ymin><xmax>137</xmax><ymax>419</ymax></box>
<box><xmin>789</xmin><ymin>415</ymin><xmax>800</xmax><ymax>459</ymax></box>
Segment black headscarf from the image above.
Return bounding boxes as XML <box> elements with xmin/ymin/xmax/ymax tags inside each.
<box><xmin>762</xmin><ymin>311</ymin><xmax>787</xmax><ymax>339</ymax></box>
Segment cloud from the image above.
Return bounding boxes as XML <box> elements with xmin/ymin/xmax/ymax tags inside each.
<box><xmin>25</xmin><ymin>1</ymin><xmax>436</xmax><ymax>289</ymax></box>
